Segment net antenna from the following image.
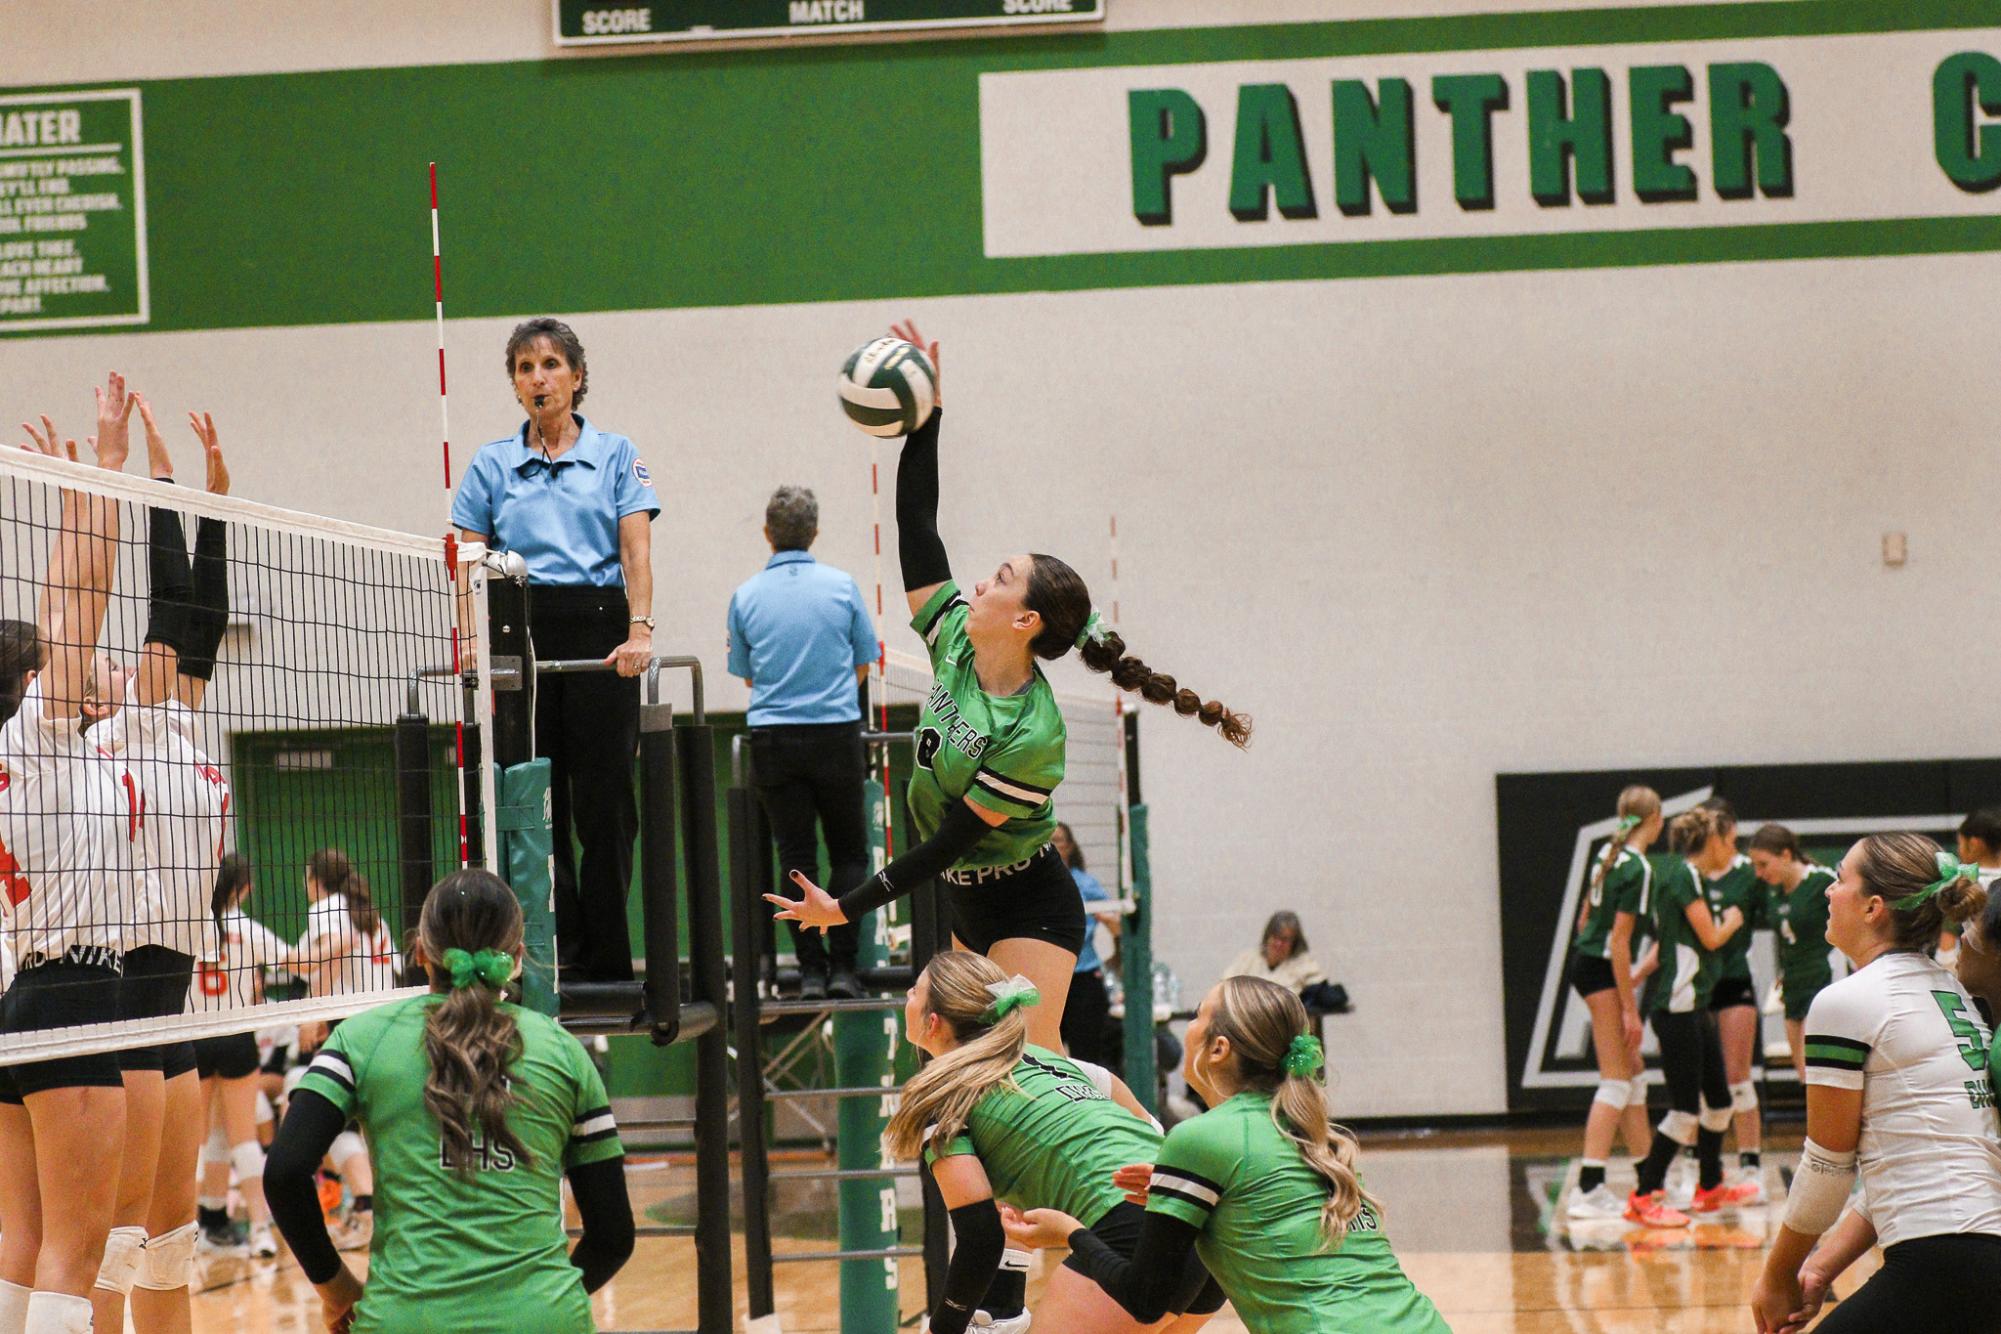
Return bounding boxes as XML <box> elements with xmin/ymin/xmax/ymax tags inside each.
<box><xmin>430</xmin><ymin>160</ymin><xmax>478</xmax><ymax>871</ymax></box>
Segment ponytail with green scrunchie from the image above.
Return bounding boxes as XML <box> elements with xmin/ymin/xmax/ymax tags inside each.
<box><xmin>1892</xmin><ymin>852</ymin><xmax>1980</xmax><ymax>912</ymax></box>
<box><xmin>982</xmin><ymin>975</ymin><xmax>1041</xmax><ymax>1025</ymax></box>
<box><xmin>442</xmin><ymin>947</ymin><xmax>515</xmax><ymax>991</ymax></box>
<box><xmin>1282</xmin><ymin>1033</ymin><xmax>1325</xmax><ymax>1081</ymax></box>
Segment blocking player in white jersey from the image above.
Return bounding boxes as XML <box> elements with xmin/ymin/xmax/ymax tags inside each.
<box><xmin>1752</xmin><ymin>833</ymin><xmax>2001</xmax><ymax>1334</ymax></box>
<box><xmin>0</xmin><ymin>379</ymin><xmax>145</xmax><ymax>1334</ymax></box>
<box><xmin>79</xmin><ymin>401</ymin><xmax>234</xmax><ymax>1332</ymax></box>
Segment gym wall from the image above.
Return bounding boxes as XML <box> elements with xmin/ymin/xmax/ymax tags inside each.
<box><xmin>6</xmin><ymin>0</ymin><xmax>1998</xmax><ymax>1115</ymax></box>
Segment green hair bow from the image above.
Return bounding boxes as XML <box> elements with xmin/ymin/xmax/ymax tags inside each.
<box><xmin>1892</xmin><ymin>852</ymin><xmax>1979</xmax><ymax>912</ymax></box>
<box><xmin>1282</xmin><ymin>1034</ymin><xmax>1325</xmax><ymax>1081</ymax></box>
<box><xmin>442</xmin><ymin>947</ymin><xmax>515</xmax><ymax>991</ymax></box>
<box><xmin>982</xmin><ymin>976</ymin><xmax>1041</xmax><ymax>1025</ymax></box>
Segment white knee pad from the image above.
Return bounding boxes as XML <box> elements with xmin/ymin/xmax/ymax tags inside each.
<box><xmin>1591</xmin><ymin>1078</ymin><xmax>1631</xmax><ymax>1111</ymax></box>
<box><xmin>1698</xmin><ymin>1099</ymin><xmax>1733</xmax><ymax>1133</ymax></box>
<box><xmin>202</xmin><ymin>1119</ymin><xmax>231</xmax><ymax>1168</ymax></box>
<box><xmin>1657</xmin><ymin>1110</ymin><xmax>1698</xmax><ymax>1146</ymax></box>
<box><xmin>23</xmin><ymin>1292</ymin><xmax>91</xmax><ymax>1334</ymax></box>
<box><xmin>136</xmin><ymin>1221</ymin><xmax>198</xmax><ymax>1292</ymax></box>
<box><xmin>330</xmin><ymin>1130</ymin><xmax>367</xmax><ymax>1172</ymax></box>
<box><xmin>93</xmin><ymin>1224</ymin><xmax>147</xmax><ymax>1295</ymax></box>
<box><xmin>232</xmin><ymin>1139</ymin><xmax>266</xmax><ymax>1183</ymax></box>
<box><xmin>1629</xmin><ymin>1073</ymin><xmax>1649</xmax><ymax>1107</ymax></box>
<box><xmin>255</xmin><ymin>1088</ymin><xmax>274</xmax><ymax>1126</ymax></box>
<box><xmin>1729</xmin><ymin>1080</ymin><xmax>1759</xmax><ymax>1114</ymax></box>
<box><xmin>0</xmin><ymin>1278</ymin><xmax>30</xmax><ymax>1334</ymax></box>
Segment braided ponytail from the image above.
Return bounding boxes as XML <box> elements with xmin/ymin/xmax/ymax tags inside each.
<box><xmin>1592</xmin><ymin>786</ymin><xmax>1661</xmax><ymax>894</ymax></box>
<box><xmin>1023</xmin><ymin>554</ymin><xmax>1252</xmax><ymax>749</ymax></box>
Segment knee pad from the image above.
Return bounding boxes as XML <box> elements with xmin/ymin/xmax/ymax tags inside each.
<box><xmin>1698</xmin><ymin>1099</ymin><xmax>1733</xmax><ymax>1134</ymax></box>
<box><xmin>255</xmin><ymin>1089</ymin><xmax>274</xmax><ymax>1126</ymax></box>
<box><xmin>93</xmin><ymin>1225</ymin><xmax>147</xmax><ymax>1295</ymax></box>
<box><xmin>232</xmin><ymin>1139</ymin><xmax>266</xmax><ymax>1182</ymax></box>
<box><xmin>136</xmin><ymin>1221</ymin><xmax>198</xmax><ymax>1292</ymax></box>
<box><xmin>1592</xmin><ymin>1078</ymin><xmax>1630</xmax><ymax>1111</ymax></box>
<box><xmin>1730</xmin><ymin>1080</ymin><xmax>1759</xmax><ymax>1114</ymax></box>
<box><xmin>1629</xmin><ymin>1073</ymin><xmax>1650</xmax><ymax>1107</ymax></box>
<box><xmin>1657</xmin><ymin>1110</ymin><xmax>1698</xmax><ymax>1146</ymax></box>
<box><xmin>330</xmin><ymin>1130</ymin><xmax>366</xmax><ymax>1172</ymax></box>
<box><xmin>0</xmin><ymin>1279</ymin><xmax>29</xmax><ymax>1330</ymax></box>
<box><xmin>203</xmin><ymin>1118</ymin><xmax>230</xmax><ymax>1166</ymax></box>
<box><xmin>23</xmin><ymin>1291</ymin><xmax>91</xmax><ymax>1334</ymax></box>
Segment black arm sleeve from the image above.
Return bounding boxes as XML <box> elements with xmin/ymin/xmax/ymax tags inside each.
<box><xmin>178</xmin><ymin>517</ymin><xmax>228</xmax><ymax>681</ymax></box>
<box><xmin>265</xmin><ymin>1089</ymin><xmax>346</xmax><ymax>1285</ymax></box>
<box><xmin>1064</xmin><ymin>1211</ymin><xmax>1205</xmax><ymax>1324</ymax></box>
<box><xmin>565</xmin><ymin>1155</ymin><xmax>635</xmax><ymax>1293</ymax></box>
<box><xmin>929</xmin><ymin>1200</ymin><xmax>1005</xmax><ymax>1334</ymax></box>
<box><xmin>833</xmin><ymin>798</ymin><xmax>988</xmax><ymax>921</ymax></box>
<box><xmin>144</xmin><ymin>496</ymin><xmax>191</xmax><ymax>654</ymax></box>
<box><xmin>896</xmin><ymin>408</ymin><xmax>950</xmax><ymax>589</ymax></box>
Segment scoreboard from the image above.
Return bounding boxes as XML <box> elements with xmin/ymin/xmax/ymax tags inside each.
<box><xmin>556</xmin><ymin>0</ymin><xmax>1105</xmax><ymax>45</ymax></box>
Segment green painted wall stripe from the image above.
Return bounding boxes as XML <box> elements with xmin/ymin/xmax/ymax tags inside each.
<box><xmin>6</xmin><ymin>1</ymin><xmax>1999</xmax><ymax>341</ymax></box>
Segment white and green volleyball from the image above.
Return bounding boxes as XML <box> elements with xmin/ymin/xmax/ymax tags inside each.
<box><xmin>837</xmin><ymin>337</ymin><xmax>938</xmax><ymax>438</ymax></box>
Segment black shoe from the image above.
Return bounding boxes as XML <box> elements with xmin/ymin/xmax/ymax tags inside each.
<box><xmin>827</xmin><ymin>966</ymin><xmax>862</xmax><ymax>1000</ymax></box>
<box><xmin>799</xmin><ymin>968</ymin><xmax>829</xmax><ymax>1001</ymax></box>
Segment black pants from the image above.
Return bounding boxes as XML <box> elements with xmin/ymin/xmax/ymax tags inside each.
<box><xmin>1639</xmin><ymin>1007</ymin><xmax>1730</xmax><ymax>1193</ymax></box>
<box><xmin>1816</xmin><ymin>1233</ymin><xmax>2001</xmax><ymax>1333</ymax></box>
<box><xmin>1063</xmin><ymin>967</ymin><xmax>1112</xmax><ymax>1065</ymax></box>
<box><xmin>529</xmin><ymin>585</ymin><xmax>641</xmax><ymax>982</ymax></box>
<box><xmin>751</xmin><ymin>722</ymin><xmax>868</xmax><ymax>972</ymax></box>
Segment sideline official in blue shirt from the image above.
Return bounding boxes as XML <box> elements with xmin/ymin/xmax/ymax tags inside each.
<box><xmin>452</xmin><ymin>317</ymin><xmax>659</xmax><ymax>982</ymax></box>
<box><xmin>1054</xmin><ymin>821</ymin><xmax>1118</xmax><ymax>1064</ymax></box>
<box><xmin>727</xmin><ymin>486</ymin><xmax>876</xmax><ymax>999</ymax></box>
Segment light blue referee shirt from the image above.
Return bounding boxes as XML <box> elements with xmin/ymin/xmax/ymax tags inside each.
<box><xmin>1071</xmin><ymin>868</ymin><xmax>1109</xmax><ymax>973</ymax></box>
<box><xmin>450</xmin><ymin>415</ymin><xmax>660</xmax><ymax>587</ymax></box>
<box><xmin>726</xmin><ymin>550</ymin><xmax>876</xmax><ymax>727</ymax></box>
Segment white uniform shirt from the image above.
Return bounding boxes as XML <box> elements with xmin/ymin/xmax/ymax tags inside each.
<box><xmin>1803</xmin><ymin>951</ymin><xmax>2001</xmax><ymax>1247</ymax></box>
<box><xmin>295</xmin><ymin>892</ymin><xmax>402</xmax><ymax>996</ymax></box>
<box><xmin>96</xmin><ymin>683</ymin><xmax>230</xmax><ymax>960</ymax></box>
<box><xmin>0</xmin><ymin>678</ymin><xmax>137</xmax><ymax>961</ymax></box>
<box><xmin>190</xmin><ymin>907</ymin><xmax>288</xmax><ymax>1013</ymax></box>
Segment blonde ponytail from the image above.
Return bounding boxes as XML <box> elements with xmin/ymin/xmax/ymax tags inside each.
<box><xmin>1592</xmin><ymin>785</ymin><xmax>1661</xmax><ymax>895</ymax></box>
<box><xmin>885</xmin><ymin>953</ymin><xmax>1031</xmax><ymax>1161</ymax></box>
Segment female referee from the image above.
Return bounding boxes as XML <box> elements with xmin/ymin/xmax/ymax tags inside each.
<box><xmin>887</xmin><ymin>950</ymin><xmax>1222</xmax><ymax>1334</ymax></box>
<box><xmin>1565</xmin><ymin>785</ymin><xmax>1661</xmax><ymax>1220</ymax></box>
<box><xmin>1751</xmin><ymin>835</ymin><xmax>2001</xmax><ymax>1334</ymax></box>
<box><xmin>769</xmin><ymin>321</ymin><xmax>1251</xmax><ymax>1052</ymax></box>
<box><xmin>83</xmin><ymin>396</ymin><xmax>234</xmax><ymax>1333</ymax></box>
<box><xmin>265</xmin><ymin>869</ymin><xmax>635</xmax><ymax>1333</ymax></box>
<box><xmin>1746</xmin><ymin>824</ymin><xmax>1836</xmax><ymax>1083</ymax></box>
<box><xmin>1006</xmin><ymin>975</ymin><xmax>1447</xmax><ymax>1333</ymax></box>
<box><xmin>1626</xmin><ymin>805</ymin><xmax>1750</xmax><ymax>1227</ymax></box>
<box><xmin>0</xmin><ymin>378</ymin><xmax>141</xmax><ymax>1334</ymax></box>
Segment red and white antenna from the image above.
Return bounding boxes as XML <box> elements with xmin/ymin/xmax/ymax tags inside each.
<box><xmin>431</xmin><ymin>161</ymin><xmax>453</xmax><ymax>491</ymax></box>
<box><xmin>431</xmin><ymin>161</ymin><xmax>470</xmax><ymax>867</ymax></box>
<box><xmin>1111</xmin><ymin>513</ymin><xmax>1132</xmax><ymax>893</ymax></box>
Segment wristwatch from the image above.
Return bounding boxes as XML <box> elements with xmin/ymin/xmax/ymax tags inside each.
<box><xmin>629</xmin><ymin>616</ymin><xmax>655</xmax><ymax>630</ymax></box>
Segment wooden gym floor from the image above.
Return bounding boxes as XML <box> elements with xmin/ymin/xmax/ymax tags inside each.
<box><xmin>189</xmin><ymin>1125</ymin><xmax>1860</xmax><ymax>1332</ymax></box>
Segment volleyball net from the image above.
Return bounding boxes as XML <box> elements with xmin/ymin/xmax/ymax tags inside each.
<box><xmin>0</xmin><ymin>439</ymin><xmax>490</xmax><ymax>1065</ymax></box>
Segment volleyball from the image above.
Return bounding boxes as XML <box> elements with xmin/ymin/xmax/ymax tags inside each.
<box><xmin>837</xmin><ymin>336</ymin><xmax>937</xmax><ymax>438</ymax></box>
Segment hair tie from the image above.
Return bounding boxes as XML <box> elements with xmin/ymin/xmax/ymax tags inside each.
<box><xmin>1891</xmin><ymin>852</ymin><xmax>1979</xmax><ymax>912</ymax></box>
<box><xmin>442</xmin><ymin>946</ymin><xmax>515</xmax><ymax>990</ymax></box>
<box><xmin>982</xmin><ymin>975</ymin><xmax>1041</xmax><ymax>1024</ymax></box>
<box><xmin>1281</xmin><ymin>1033</ymin><xmax>1325</xmax><ymax>1081</ymax></box>
<box><xmin>1615</xmin><ymin>814</ymin><xmax>1642</xmax><ymax>835</ymax></box>
<box><xmin>1074</xmin><ymin>610</ymin><xmax>1110</xmax><ymax>651</ymax></box>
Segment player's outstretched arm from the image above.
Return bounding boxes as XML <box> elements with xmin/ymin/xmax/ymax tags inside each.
<box><xmin>889</xmin><ymin>320</ymin><xmax>950</xmax><ymax>615</ymax></box>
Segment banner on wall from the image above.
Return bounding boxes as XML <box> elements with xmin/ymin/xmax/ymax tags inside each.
<box><xmin>981</xmin><ymin>28</ymin><xmax>2001</xmax><ymax>258</ymax></box>
<box><xmin>0</xmin><ymin>89</ymin><xmax>147</xmax><ymax>333</ymax></box>
<box><xmin>1496</xmin><ymin>757</ymin><xmax>2001</xmax><ymax>1113</ymax></box>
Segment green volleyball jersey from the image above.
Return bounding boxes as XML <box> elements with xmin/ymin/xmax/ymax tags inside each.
<box><xmin>925</xmin><ymin>1045</ymin><xmax>1157</xmax><ymax>1227</ymax></box>
<box><xmin>298</xmin><ymin>995</ymin><xmax>623</xmax><ymax>1334</ymax></box>
<box><xmin>1703</xmin><ymin>854</ymin><xmax>1762</xmax><ymax>982</ymax></box>
<box><xmin>1146</xmin><ymin>1092</ymin><xmax>1448</xmax><ymax>1334</ymax></box>
<box><xmin>1651</xmin><ymin>859</ymin><xmax>1724</xmax><ymax>1014</ymax></box>
<box><xmin>1774</xmin><ymin>868</ymin><xmax>1836</xmax><ymax>1002</ymax></box>
<box><xmin>1574</xmin><ymin>849</ymin><xmax>1652</xmax><ymax>961</ymax></box>
<box><xmin>907</xmin><ymin>582</ymin><xmax>1066</xmax><ymax>868</ymax></box>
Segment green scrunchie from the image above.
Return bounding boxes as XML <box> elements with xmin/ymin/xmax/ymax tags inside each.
<box><xmin>442</xmin><ymin>947</ymin><xmax>515</xmax><ymax>991</ymax></box>
<box><xmin>1074</xmin><ymin>610</ymin><xmax>1108</xmax><ymax>652</ymax></box>
<box><xmin>982</xmin><ymin>978</ymin><xmax>1041</xmax><ymax>1025</ymax></box>
<box><xmin>1282</xmin><ymin>1033</ymin><xmax>1325</xmax><ymax>1081</ymax></box>
<box><xmin>1892</xmin><ymin>852</ymin><xmax>1979</xmax><ymax>912</ymax></box>
<box><xmin>1615</xmin><ymin>814</ymin><xmax>1642</xmax><ymax>835</ymax></box>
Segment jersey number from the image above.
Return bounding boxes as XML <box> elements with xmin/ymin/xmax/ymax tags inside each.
<box><xmin>196</xmin><ymin>961</ymin><xmax>229</xmax><ymax>998</ymax></box>
<box><xmin>0</xmin><ymin>834</ymin><xmax>29</xmax><ymax>907</ymax></box>
<box><xmin>915</xmin><ymin>727</ymin><xmax>943</xmax><ymax>771</ymax></box>
<box><xmin>1932</xmin><ymin>991</ymin><xmax>1991</xmax><ymax>1074</ymax></box>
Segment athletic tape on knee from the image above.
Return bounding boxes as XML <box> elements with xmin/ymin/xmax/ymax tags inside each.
<box><xmin>1730</xmin><ymin>1080</ymin><xmax>1759</xmax><ymax>1114</ymax></box>
<box><xmin>93</xmin><ymin>1225</ymin><xmax>147</xmax><ymax>1295</ymax></box>
<box><xmin>1784</xmin><ymin>1138</ymin><xmax>1857</xmax><ymax>1236</ymax></box>
<box><xmin>1658</xmin><ymin>1110</ymin><xmax>1698</xmax><ymax>1146</ymax></box>
<box><xmin>1629</xmin><ymin>1074</ymin><xmax>1649</xmax><ymax>1107</ymax></box>
<box><xmin>136</xmin><ymin>1222</ymin><xmax>198</xmax><ymax>1291</ymax></box>
<box><xmin>255</xmin><ymin>1089</ymin><xmax>273</xmax><ymax>1125</ymax></box>
<box><xmin>1592</xmin><ymin>1078</ymin><xmax>1631</xmax><ymax>1111</ymax></box>
<box><xmin>232</xmin><ymin>1139</ymin><xmax>266</xmax><ymax>1182</ymax></box>
<box><xmin>1698</xmin><ymin>1099</ymin><xmax>1733</xmax><ymax>1133</ymax></box>
<box><xmin>330</xmin><ymin>1130</ymin><xmax>366</xmax><ymax>1171</ymax></box>
<box><xmin>22</xmin><ymin>1291</ymin><xmax>91</xmax><ymax>1334</ymax></box>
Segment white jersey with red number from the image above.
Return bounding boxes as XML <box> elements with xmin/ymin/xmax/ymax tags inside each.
<box><xmin>295</xmin><ymin>892</ymin><xmax>402</xmax><ymax>997</ymax></box>
<box><xmin>96</xmin><ymin>683</ymin><xmax>230</xmax><ymax>960</ymax></box>
<box><xmin>0</xmin><ymin>678</ymin><xmax>138</xmax><ymax>960</ymax></box>
<box><xmin>190</xmin><ymin>907</ymin><xmax>289</xmax><ymax>1013</ymax></box>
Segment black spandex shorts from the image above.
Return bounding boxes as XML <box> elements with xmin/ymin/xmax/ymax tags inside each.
<box><xmin>1815</xmin><ymin>1233</ymin><xmax>2001</xmax><ymax>1334</ymax></box>
<box><xmin>1569</xmin><ymin>953</ymin><xmax>1617</xmax><ymax>1000</ymax></box>
<box><xmin>1068</xmin><ymin>1202</ymin><xmax>1226</xmax><ymax>1315</ymax></box>
<box><xmin>116</xmin><ymin>945</ymin><xmax>198</xmax><ymax>1078</ymax></box>
<box><xmin>945</xmin><ymin>845</ymin><xmax>1087</xmax><ymax>956</ymax></box>
<box><xmin>1706</xmin><ymin>975</ymin><xmax>1757</xmax><ymax>1012</ymax></box>
<box><xmin>0</xmin><ymin>953</ymin><xmax>124</xmax><ymax>1103</ymax></box>
<box><xmin>194</xmin><ymin>1031</ymin><xmax>261</xmax><ymax>1081</ymax></box>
